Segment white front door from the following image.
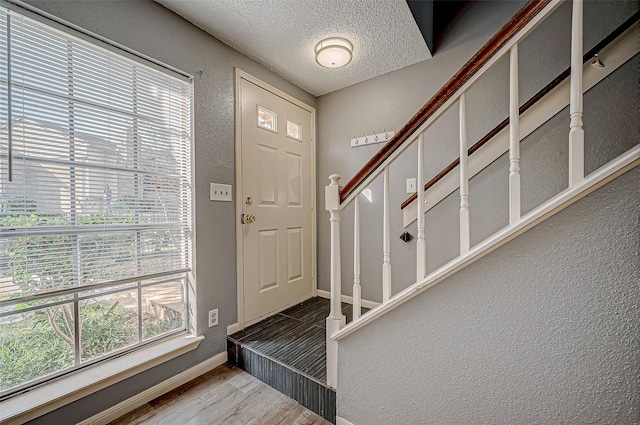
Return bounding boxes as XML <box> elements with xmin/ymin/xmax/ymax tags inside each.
<box><xmin>237</xmin><ymin>72</ymin><xmax>315</xmax><ymax>326</ymax></box>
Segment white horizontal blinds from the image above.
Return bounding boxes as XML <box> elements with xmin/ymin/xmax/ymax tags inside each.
<box><xmin>0</xmin><ymin>8</ymin><xmax>8</xmax><ymax>185</ymax></box>
<box><xmin>0</xmin><ymin>8</ymin><xmax>193</xmax><ymax>299</ymax></box>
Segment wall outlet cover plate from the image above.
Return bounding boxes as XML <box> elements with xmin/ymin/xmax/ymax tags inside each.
<box><xmin>208</xmin><ymin>309</ymin><xmax>219</xmax><ymax>327</ymax></box>
<box><xmin>406</xmin><ymin>178</ymin><xmax>416</xmax><ymax>194</ymax></box>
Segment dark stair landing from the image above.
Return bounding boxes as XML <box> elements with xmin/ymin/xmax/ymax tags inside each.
<box><xmin>227</xmin><ymin>297</ymin><xmax>364</xmax><ymax>424</ymax></box>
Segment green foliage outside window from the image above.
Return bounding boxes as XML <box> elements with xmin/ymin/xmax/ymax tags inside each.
<box><xmin>0</xmin><ymin>196</ymin><xmax>184</xmax><ymax>392</ymax></box>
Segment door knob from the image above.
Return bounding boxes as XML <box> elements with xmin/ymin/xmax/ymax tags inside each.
<box><xmin>241</xmin><ymin>214</ymin><xmax>256</xmax><ymax>224</ymax></box>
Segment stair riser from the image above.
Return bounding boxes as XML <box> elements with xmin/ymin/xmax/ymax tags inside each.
<box><xmin>228</xmin><ymin>339</ymin><xmax>336</xmax><ymax>424</ymax></box>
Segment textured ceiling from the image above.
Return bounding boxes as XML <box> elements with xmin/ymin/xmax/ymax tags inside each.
<box><xmin>155</xmin><ymin>0</ymin><xmax>432</xmax><ymax>96</ymax></box>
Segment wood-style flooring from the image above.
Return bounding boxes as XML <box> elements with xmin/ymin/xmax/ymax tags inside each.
<box><xmin>108</xmin><ymin>364</ymin><xmax>331</xmax><ymax>425</ymax></box>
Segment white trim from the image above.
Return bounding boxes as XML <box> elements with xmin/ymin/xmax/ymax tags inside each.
<box><xmin>234</xmin><ymin>68</ymin><xmax>317</xmax><ymax>331</ymax></box>
<box><xmin>317</xmin><ymin>289</ymin><xmax>380</xmax><ymax>310</ymax></box>
<box><xmin>336</xmin><ymin>417</ymin><xmax>356</xmax><ymax>425</ymax></box>
<box><xmin>234</xmin><ymin>68</ymin><xmax>245</xmax><ymax>329</ymax></box>
<box><xmin>334</xmin><ymin>149</ymin><xmax>640</xmax><ymax>340</ymax></box>
<box><xmin>227</xmin><ymin>322</ymin><xmax>241</xmax><ymax>335</ymax></box>
<box><xmin>403</xmin><ymin>22</ymin><xmax>639</xmax><ymax>226</ymax></box>
<box><xmin>76</xmin><ymin>352</ymin><xmax>227</xmax><ymax>425</ymax></box>
<box><xmin>0</xmin><ymin>334</ymin><xmax>204</xmax><ymax>425</ymax></box>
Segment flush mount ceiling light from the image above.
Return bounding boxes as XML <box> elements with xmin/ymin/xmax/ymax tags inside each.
<box><xmin>315</xmin><ymin>37</ymin><xmax>353</xmax><ymax>69</ymax></box>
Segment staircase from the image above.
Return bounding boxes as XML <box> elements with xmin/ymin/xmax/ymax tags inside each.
<box><xmin>323</xmin><ymin>0</ymin><xmax>639</xmax><ymax>422</ymax></box>
<box><xmin>228</xmin><ymin>297</ymin><xmax>368</xmax><ymax>423</ymax></box>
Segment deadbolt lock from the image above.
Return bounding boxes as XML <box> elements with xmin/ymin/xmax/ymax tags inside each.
<box><xmin>241</xmin><ymin>213</ymin><xmax>256</xmax><ymax>224</ymax></box>
<box><xmin>245</xmin><ymin>196</ymin><xmax>253</xmax><ymax>205</ymax></box>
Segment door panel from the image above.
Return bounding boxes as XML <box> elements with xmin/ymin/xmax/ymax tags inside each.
<box><xmin>258</xmin><ymin>143</ymin><xmax>278</xmax><ymax>205</ymax></box>
<box><xmin>287</xmin><ymin>227</ymin><xmax>303</xmax><ymax>282</ymax></box>
<box><xmin>286</xmin><ymin>152</ymin><xmax>302</xmax><ymax>206</ymax></box>
<box><xmin>240</xmin><ymin>77</ymin><xmax>313</xmax><ymax>324</ymax></box>
<box><xmin>258</xmin><ymin>229</ymin><xmax>278</xmax><ymax>292</ymax></box>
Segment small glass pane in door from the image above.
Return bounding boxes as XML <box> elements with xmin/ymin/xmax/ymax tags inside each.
<box><xmin>257</xmin><ymin>106</ymin><xmax>277</xmax><ymax>132</ymax></box>
<box><xmin>287</xmin><ymin>120</ymin><xmax>302</xmax><ymax>141</ymax></box>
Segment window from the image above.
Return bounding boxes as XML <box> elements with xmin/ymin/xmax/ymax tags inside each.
<box><xmin>287</xmin><ymin>120</ymin><xmax>302</xmax><ymax>141</ymax></box>
<box><xmin>0</xmin><ymin>6</ymin><xmax>193</xmax><ymax>397</ymax></box>
<box><xmin>257</xmin><ymin>106</ymin><xmax>276</xmax><ymax>131</ymax></box>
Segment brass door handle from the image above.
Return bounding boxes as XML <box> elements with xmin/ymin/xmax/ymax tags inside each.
<box><xmin>241</xmin><ymin>214</ymin><xmax>256</xmax><ymax>224</ymax></box>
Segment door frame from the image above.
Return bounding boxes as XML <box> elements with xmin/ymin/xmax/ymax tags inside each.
<box><xmin>234</xmin><ymin>68</ymin><xmax>317</xmax><ymax>331</ymax></box>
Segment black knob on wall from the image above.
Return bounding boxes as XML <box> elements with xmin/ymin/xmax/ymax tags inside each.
<box><xmin>399</xmin><ymin>231</ymin><xmax>413</xmax><ymax>242</ymax></box>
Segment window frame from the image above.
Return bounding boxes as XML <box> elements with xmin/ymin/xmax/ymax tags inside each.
<box><xmin>0</xmin><ymin>0</ymin><xmax>197</xmax><ymax>401</ymax></box>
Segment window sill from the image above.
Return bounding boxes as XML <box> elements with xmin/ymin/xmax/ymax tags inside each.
<box><xmin>0</xmin><ymin>333</ymin><xmax>204</xmax><ymax>425</ymax></box>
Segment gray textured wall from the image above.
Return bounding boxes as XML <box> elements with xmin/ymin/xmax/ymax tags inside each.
<box><xmin>316</xmin><ymin>0</ymin><xmax>639</xmax><ymax>301</ymax></box>
<box><xmin>338</xmin><ymin>165</ymin><xmax>640</xmax><ymax>424</ymax></box>
<box><xmin>17</xmin><ymin>1</ymin><xmax>315</xmax><ymax>423</ymax></box>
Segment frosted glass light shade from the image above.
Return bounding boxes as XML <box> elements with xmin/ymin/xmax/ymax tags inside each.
<box><xmin>315</xmin><ymin>37</ymin><xmax>353</xmax><ymax>69</ymax></box>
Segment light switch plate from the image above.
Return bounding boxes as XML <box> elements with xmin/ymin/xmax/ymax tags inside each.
<box><xmin>210</xmin><ymin>183</ymin><xmax>232</xmax><ymax>201</ymax></box>
<box><xmin>406</xmin><ymin>178</ymin><xmax>416</xmax><ymax>194</ymax></box>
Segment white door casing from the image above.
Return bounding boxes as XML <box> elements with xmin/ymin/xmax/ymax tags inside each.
<box><xmin>235</xmin><ymin>69</ymin><xmax>316</xmax><ymax>328</ymax></box>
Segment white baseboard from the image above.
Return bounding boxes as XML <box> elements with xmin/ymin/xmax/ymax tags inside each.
<box><xmin>78</xmin><ymin>351</ymin><xmax>228</xmax><ymax>425</ymax></box>
<box><xmin>316</xmin><ymin>289</ymin><xmax>379</xmax><ymax>310</ymax></box>
<box><xmin>336</xmin><ymin>417</ymin><xmax>356</xmax><ymax>425</ymax></box>
<box><xmin>227</xmin><ymin>322</ymin><xmax>241</xmax><ymax>335</ymax></box>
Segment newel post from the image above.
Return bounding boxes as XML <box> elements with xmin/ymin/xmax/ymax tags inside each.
<box><xmin>325</xmin><ymin>174</ymin><xmax>345</xmax><ymax>389</ymax></box>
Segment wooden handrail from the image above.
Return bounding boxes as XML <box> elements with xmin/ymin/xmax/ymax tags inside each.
<box><xmin>400</xmin><ymin>9</ymin><xmax>639</xmax><ymax>210</ymax></box>
<box><xmin>339</xmin><ymin>0</ymin><xmax>552</xmax><ymax>204</ymax></box>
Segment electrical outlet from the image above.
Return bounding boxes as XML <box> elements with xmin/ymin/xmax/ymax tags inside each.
<box><xmin>406</xmin><ymin>178</ymin><xmax>416</xmax><ymax>194</ymax></box>
<box><xmin>210</xmin><ymin>183</ymin><xmax>232</xmax><ymax>202</ymax></box>
<box><xmin>208</xmin><ymin>309</ymin><xmax>219</xmax><ymax>327</ymax></box>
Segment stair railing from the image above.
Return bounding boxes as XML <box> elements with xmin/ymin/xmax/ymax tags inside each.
<box><xmin>325</xmin><ymin>0</ymin><xmax>639</xmax><ymax>390</ymax></box>
<box><xmin>400</xmin><ymin>7</ymin><xmax>639</xmax><ymax>216</ymax></box>
<box><xmin>325</xmin><ymin>0</ymin><xmax>560</xmax><ymax>388</ymax></box>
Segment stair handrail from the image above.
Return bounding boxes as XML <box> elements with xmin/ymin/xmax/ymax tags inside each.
<box><xmin>339</xmin><ymin>0</ymin><xmax>554</xmax><ymax>205</ymax></box>
<box><xmin>325</xmin><ymin>0</ymin><xmax>564</xmax><ymax>390</ymax></box>
<box><xmin>400</xmin><ymin>9</ymin><xmax>640</xmax><ymax>211</ymax></box>
<box><xmin>322</xmin><ymin>0</ymin><xmax>634</xmax><ymax>392</ymax></box>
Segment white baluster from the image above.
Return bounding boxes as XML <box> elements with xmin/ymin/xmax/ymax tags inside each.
<box><xmin>325</xmin><ymin>174</ymin><xmax>345</xmax><ymax>389</ymax></box>
<box><xmin>416</xmin><ymin>134</ymin><xmax>426</xmax><ymax>280</ymax></box>
<box><xmin>509</xmin><ymin>44</ymin><xmax>521</xmax><ymax>224</ymax></box>
<box><xmin>382</xmin><ymin>167</ymin><xmax>391</xmax><ymax>302</ymax></box>
<box><xmin>353</xmin><ymin>196</ymin><xmax>361</xmax><ymax>321</ymax></box>
<box><xmin>569</xmin><ymin>0</ymin><xmax>584</xmax><ymax>187</ymax></box>
<box><xmin>459</xmin><ymin>93</ymin><xmax>470</xmax><ymax>254</ymax></box>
